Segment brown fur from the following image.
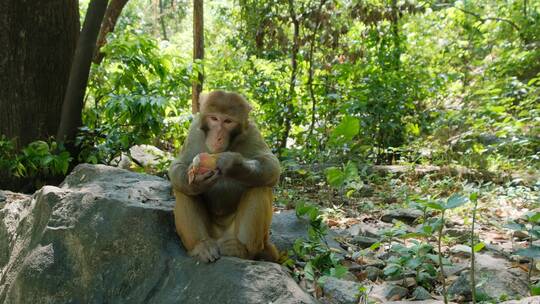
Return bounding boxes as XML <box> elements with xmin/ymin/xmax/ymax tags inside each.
<box><xmin>199</xmin><ymin>91</ymin><xmax>252</xmax><ymax>130</ymax></box>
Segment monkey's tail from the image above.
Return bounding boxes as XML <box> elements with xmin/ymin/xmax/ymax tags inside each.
<box><xmin>255</xmin><ymin>241</ymin><xmax>280</xmax><ymax>263</ymax></box>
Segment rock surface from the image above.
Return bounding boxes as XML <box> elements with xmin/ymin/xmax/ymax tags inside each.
<box><xmin>0</xmin><ymin>164</ymin><xmax>315</xmax><ymax>304</ymax></box>
<box><xmin>500</xmin><ymin>296</ymin><xmax>540</xmax><ymax>304</ymax></box>
<box><xmin>381</xmin><ymin>208</ymin><xmax>423</xmax><ymax>225</ymax></box>
<box><xmin>271</xmin><ymin>210</ymin><xmax>343</xmax><ymax>253</ymax></box>
<box><xmin>321</xmin><ymin>277</ymin><xmax>363</xmax><ymax>304</ymax></box>
<box><xmin>447</xmin><ymin>253</ymin><xmax>528</xmax><ymax>301</ymax></box>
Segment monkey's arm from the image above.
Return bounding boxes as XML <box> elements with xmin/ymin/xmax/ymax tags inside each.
<box><xmin>169</xmin><ymin>117</ymin><xmax>216</xmax><ymax>196</ymax></box>
<box><xmin>218</xmin><ymin>151</ymin><xmax>280</xmax><ymax>187</ymax></box>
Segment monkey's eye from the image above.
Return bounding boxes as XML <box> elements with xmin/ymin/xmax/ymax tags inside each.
<box><xmin>210</xmin><ymin>116</ymin><xmax>218</xmax><ymax>121</ymax></box>
<box><xmin>224</xmin><ymin>119</ymin><xmax>233</xmax><ymax>124</ymax></box>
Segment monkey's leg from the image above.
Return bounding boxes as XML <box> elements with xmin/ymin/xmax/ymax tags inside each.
<box><xmin>173</xmin><ymin>190</ymin><xmax>220</xmax><ymax>262</ymax></box>
<box><xmin>218</xmin><ymin>187</ymin><xmax>279</xmax><ymax>261</ymax></box>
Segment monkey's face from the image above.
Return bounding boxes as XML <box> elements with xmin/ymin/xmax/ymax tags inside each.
<box><xmin>203</xmin><ymin>113</ymin><xmax>240</xmax><ymax>153</ymax></box>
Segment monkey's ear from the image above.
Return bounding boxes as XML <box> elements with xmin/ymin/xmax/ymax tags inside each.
<box><xmin>245</xmin><ymin>100</ymin><xmax>253</xmax><ymax>113</ymax></box>
<box><xmin>198</xmin><ymin>93</ymin><xmax>208</xmax><ymax>111</ymax></box>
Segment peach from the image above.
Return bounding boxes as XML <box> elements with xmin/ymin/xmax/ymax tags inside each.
<box><xmin>188</xmin><ymin>153</ymin><xmax>218</xmax><ymax>184</ymax></box>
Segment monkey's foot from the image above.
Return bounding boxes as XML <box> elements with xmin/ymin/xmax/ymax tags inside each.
<box><xmin>189</xmin><ymin>239</ymin><xmax>220</xmax><ymax>262</ymax></box>
<box><xmin>218</xmin><ymin>238</ymin><xmax>249</xmax><ymax>259</ymax></box>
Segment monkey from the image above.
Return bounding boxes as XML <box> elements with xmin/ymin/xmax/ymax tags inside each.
<box><xmin>168</xmin><ymin>90</ymin><xmax>281</xmax><ymax>263</ymax></box>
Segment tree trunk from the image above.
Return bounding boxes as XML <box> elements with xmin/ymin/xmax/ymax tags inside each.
<box><xmin>192</xmin><ymin>0</ymin><xmax>204</xmax><ymax>114</ymax></box>
<box><xmin>93</xmin><ymin>0</ymin><xmax>130</xmax><ymax>64</ymax></box>
<box><xmin>57</xmin><ymin>0</ymin><xmax>110</xmax><ymax>145</ymax></box>
<box><xmin>159</xmin><ymin>0</ymin><xmax>169</xmax><ymax>40</ymax></box>
<box><xmin>278</xmin><ymin>0</ymin><xmax>299</xmax><ymax>153</ymax></box>
<box><xmin>0</xmin><ymin>0</ymin><xmax>79</xmax><ymax>148</ymax></box>
<box><xmin>306</xmin><ymin>0</ymin><xmax>327</xmax><ymax>146</ymax></box>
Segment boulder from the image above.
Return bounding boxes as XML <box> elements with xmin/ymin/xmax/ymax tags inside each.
<box><xmin>0</xmin><ymin>164</ymin><xmax>314</xmax><ymax>304</ymax></box>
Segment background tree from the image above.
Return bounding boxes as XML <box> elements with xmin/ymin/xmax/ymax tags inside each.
<box><xmin>192</xmin><ymin>0</ymin><xmax>204</xmax><ymax>113</ymax></box>
<box><xmin>57</xmin><ymin>0</ymin><xmax>110</xmax><ymax>146</ymax></box>
<box><xmin>0</xmin><ymin>0</ymin><xmax>80</xmax><ymax>148</ymax></box>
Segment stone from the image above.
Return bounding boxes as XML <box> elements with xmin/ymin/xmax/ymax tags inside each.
<box><xmin>448</xmin><ymin>253</ymin><xmax>529</xmax><ymax>302</ymax></box>
<box><xmin>0</xmin><ymin>164</ymin><xmax>315</xmax><ymax>304</ymax></box>
<box><xmin>500</xmin><ymin>296</ymin><xmax>540</xmax><ymax>303</ymax></box>
<box><xmin>321</xmin><ymin>277</ymin><xmax>363</xmax><ymax>304</ymax></box>
<box><xmin>383</xmin><ymin>284</ymin><xmax>408</xmax><ymax>301</ymax></box>
<box><xmin>364</xmin><ymin>266</ymin><xmax>383</xmax><ymax>282</ymax></box>
<box><xmin>347</xmin><ymin>224</ymin><xmax>379</xmax><ymax>238</ymax></box>
<box><xmin>111</xmin><ymin>145</ymin><xmax>172</xmax><ymax>170</ymax></box>
<box><xmin>352</xmin><ymin>236</ymin><xmax>380</xmax><ymax>249</ymax></box>
<box><xmin>450</xmin><ymin>244</ymin><xmax>473</xmax><ymax>258</ymax></box>
<box><xmin>270</xmin><ymin>210</ymin><xmax>343</xmax><ymax>253</ymax></box>
<box><xmin>381</xmin><ymin>209</ymin><xmax>424</xmax><ymax>225</ymax></box>
<box><xmin>412</xmin><ymin>286</ymin><xmax>433</xmax><ymax>300</ymax></box>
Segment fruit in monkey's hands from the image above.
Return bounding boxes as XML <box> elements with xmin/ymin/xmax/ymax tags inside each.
<box><xmin>188</xmin><ymin>153</ymin><xmax>218</xmax><ymax>184</ymax></box>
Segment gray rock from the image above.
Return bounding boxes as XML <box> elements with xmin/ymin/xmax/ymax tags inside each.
<box><xmin>129</xmin><ymin>144</ymin><xmax>172</xmax><ymax>168</ymax></box>
<box><xmin>347</xmin><ymin>224</ymin><xmax>379</xmax><ymax>238</ymax></box>
<box><xmin>271</xmin><ymin>210</ymin><xmax>343</xmax><ymax>253</ymax></box>
<box><xmin>0</xmin><ymin>164</ymin><xmax>315</xmax><ymax>304</ymax></box>
<box><xmin>111</xmin><ymin>145</ymin><xmax>172</xmax><ymax>170</ymax></box>
<box><xmin>352</xmin><ymin>236</ymin><xmax>379</xmax><ymax>249</ymax></box>
<box><xmin>322</xmin><ymin>277</ymin><xmax>362</xmax><ymax>304</ymax></box>
<box><xmin>383</xmin><ymin>284</ymin><xmax>408</xmax><ymax>300</ymax></box>
<box><xmin>357</xmin><ymin>184</ymin><xmax>374</xmax><ymax>197</ymax></box>
<box><xmin>381</xmin><ymin>209</ymin><xmax>423</xmax><ymax>225</ymax></box>
<box><xmin>444</xmin><ymin>263</ymin><xmax>469</xmax><ymax>277</ymax></box>
<box><xmin>386</xmin><ymin>301</ymin><xmax>449</xmax><ymax>304</ymax></box>
<box><xmin>450</xmin><ymin>244</ymin><xmax>473</xmax><ymax>258</ymax></box>
<box><xmin>0</xmin><ymin>191</ymin><xmax>5</xmax><ymax>203</ymax></box>
<box><xmin>500</xmin><ymin>296</ymin><xmax>540</xmax><ymax>303</ymax></box>
<box><xmin>412</xmin><ymin>286</ymin><xmax>433</xmax><ymax>300</ymax></box>
<box><xmin>364</xmin><ymin>266</ymin><xmax>382</xmax><ymax>281</ymax></box>
<box><xmin>448</xmin><ymin>253</ymin><xmax>528</xmax><ymax>302</ymax></box>
<box><xmin>513</xmin><ymin>230</ymin><xmax>529</xmax><ymax>240</ymax></box>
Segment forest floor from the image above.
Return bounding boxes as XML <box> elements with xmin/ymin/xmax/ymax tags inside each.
<box><xmin>275</xmin><ymin>167</ymin><xmax>540</xmax><ymax>303</ymax></box>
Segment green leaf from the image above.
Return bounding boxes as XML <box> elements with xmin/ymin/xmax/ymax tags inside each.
<box><xmin>343</xmin><ymin>161</ymin><xmax>358</xmax><ymax>180</ymax></box>
<box><xmin>531</xmin><ymin>283</ymin><xmax>540</xmax><ymax>296</ymax></box>
<box><xmin>515</xmin><ymin>246</ymin><xmax>540</xmax><ymax>258</ymax></box>
<box><xmin>330</xmin><ymin>264</ymin><xmax>348</xmax><ymax>278</ymax></box>
<box><xmin>331</xmin><ymin>116</ymin><xmax>360</xmax><ymax>142</ymax></box>
<box><xmin>325</xmin><ymin>167</ymin><xmax>346</xmax><ymax>187</ymax></box>
<box><xmin>527</xmin><ymin>212</ymin><xmax>540</xmax><ymax>223</ymax></box>
<box><xmin>369</xmin><ymin>242</ymin><xmax>381</xmax><ymax>251</ymax></box>
<box><xmin>473</xmin><ymin>242</ymin><xmax>485</xmax><ymax>252</ymax></box>
<box><xmin>304</xmin><ymin>262</ymin><xmax>315</xmax><ymax>281</ymax></box>
<box><xmin>383</xmin><ymin>265</ymin><xmax>401</xmax><ymax>276</ymax></box>
<box><xmin>425</xmin><ymin>202</ymin><xmax>444</xmax><ymax>210</ymax></box>
<box><xmin>405</xmin><ymin>257</ymin><xmax>422</xmax><ymax>270</ymax></box>
<box><xmin>504</xmin><ymin>222</ymin><xmax>526</xmax><ymax>231</ymax></box>
<box><xmin>445</xmin><ymin>194</ymin><xmax>468</xmax><ymax>209</ymax></box>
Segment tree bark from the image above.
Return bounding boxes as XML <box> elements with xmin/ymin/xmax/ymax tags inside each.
<box><xmin>93</xmin><ymin>0</ymin><xmax>130</xmax><ymax>64</ymax></box>
<box><xmin>278</xmin><ymin>0</ymin><xmax>299</xmax><ymax>153</ymax></box>
<box><xmin>0</xmin><ymin>0</ymin><xmax>79</xmax><ymax>148</ymax></box>
<box><xmin>159</xmin><ymin>0</ymin><xmax>169</xmax><ymax>40</ymax></box>
<box><xmin>57</xmin><ymin>0</ymin><xmax>110</xmax><ymax>145</ymax></box>
<box><xmin>192</xmin><ymin>0</ymin><xmax>204</xmax><ymax>114</ymax></box>
<box><xmin>306</xmin><ymin>0</ymin><xmax>327</xmax><ymax>145</ymax></box>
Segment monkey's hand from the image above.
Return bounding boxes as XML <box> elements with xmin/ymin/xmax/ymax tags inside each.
<box><xmin>215</xmin><ymin>152</ymin><xmax>243</xmax><ymax>176</ymax></box>
<box><xmin>186</xmin><ymin>164</ymin><xmax>219</xmax><ymax>193</ymax></box>
<box><xmin>189</xmin><ymin>239</ymin><xmax>220</xmax><ymax>263</ymax></box>
<box><xmin>188</xmin><ymin>153</ymin><xmax>219</xmax><ymax>184</ymax></box>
